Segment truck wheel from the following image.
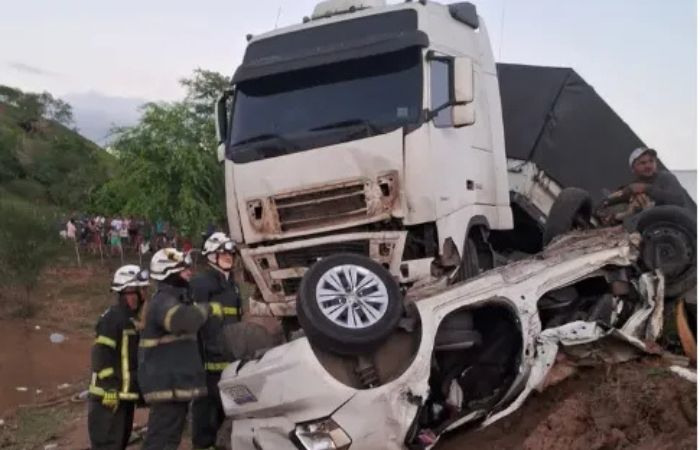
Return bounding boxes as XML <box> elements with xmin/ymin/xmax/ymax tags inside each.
<box><xmin>297</xmin><ymin>253</ymin><xmax>403</xmax><ymax>356</ymax></box>
<box><xmin>634</xmin><ymin>206</ymin><xmax>696</xmax><ymax>298</ymax></box>
<box><xmin>542</xmin><ymin>188</ymin><xmax>592</xmax><ymax>246</ymax></box>
<box><xmin>453</xmin><ymin>237</ymin><xmax>481</xmax><ymax>283</ymax></box>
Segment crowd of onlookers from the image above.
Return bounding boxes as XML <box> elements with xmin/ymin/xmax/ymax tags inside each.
<box><xmin>60</xmin><ymin>215</ymin><xmax>195</xmax><ymax>258</ymax></box>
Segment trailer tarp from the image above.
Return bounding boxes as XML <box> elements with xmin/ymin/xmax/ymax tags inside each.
<box><xmin>497</xmin><ymin>63</ymin><xmax>695</xmax><ymax>208</ymax></box>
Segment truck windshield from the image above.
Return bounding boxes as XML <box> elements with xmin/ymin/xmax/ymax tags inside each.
<box><xmin>228</xmin><ymin>47</ymin><xmax>423</xmax><ymax>163</ymax></box>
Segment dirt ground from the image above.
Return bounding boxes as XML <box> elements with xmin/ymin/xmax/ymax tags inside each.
<box><xmin>437</xmin><ymin>359</ymin><xmax>696</xmax><ymax>450</ymax></box>
<box><xmin>0</xmin><ymin>257</ymin><xmax>696</xmax><ymax>449</ymax></box>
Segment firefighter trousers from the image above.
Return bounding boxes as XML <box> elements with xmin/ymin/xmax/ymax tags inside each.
<box><xmin>142</xmin><ymin>401</ymin><xmax>189</xmax><ymax>450</ymax></box>
<box><xmin>88</xmin><ymin>398</ymin><xmax>134</xmax><ymax>450</ymax></box>
<box><xmin>191</xmin><ymin>372</ymin><xmax>225</xmax><ymax>449</ymax></box>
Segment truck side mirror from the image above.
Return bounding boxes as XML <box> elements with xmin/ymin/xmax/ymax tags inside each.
<box><xmin>215</xmin><ymin>93</ymin><xmax>228</xmax><ymax>144</ymax></box>
<box><xmin>452</xmin><ymin>57</ymin><xmax>474</xmax><ymax>104</ymax></box>
<box><xmin>452</xmin><ymin>103</ymin><xmax>475</xmax><ymax>127</ymax></box>
<box><xmin>215</xmin><ymin>90</ymin><xmax>233</xmax><ymax>164</ymax></box>
<box><xmin>216</xmin><ymin>143</ymin><xmax>226</xmax><ymax>163</ymax></box>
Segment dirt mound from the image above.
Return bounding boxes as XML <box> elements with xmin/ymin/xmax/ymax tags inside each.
<box><xmin>437</xmin><ymin>359</ymin><xmax>696</xmax><ymax>450</ymax></box>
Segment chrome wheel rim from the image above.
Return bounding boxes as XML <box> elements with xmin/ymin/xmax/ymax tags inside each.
<box><xmin>315</xmin><ymin>264</ymin><xmax>389</xmax><ymax>329</ymax></box>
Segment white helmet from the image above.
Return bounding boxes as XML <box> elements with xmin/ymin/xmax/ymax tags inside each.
<box><xmin>150</xmin><ymin>248</ymin><xmax>193</xmax><ymax>281</ymax></box>
<box><xmin>111</xmin><ymin>264</ymin><xmax>150</xmax><ymax>292</ymax></box>
<box><xmin>202</xmin><ymin>232</ymin><xmax>236</xmax><ymax>257</ymax></box>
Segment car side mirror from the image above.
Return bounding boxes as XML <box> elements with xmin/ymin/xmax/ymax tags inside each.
<box><xmin>453</xmin><ymin>56</ymin><xmax>474</xmax><ymax>104</ymax></box>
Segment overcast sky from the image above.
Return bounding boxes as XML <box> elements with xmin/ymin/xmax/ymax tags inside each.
<box><xmin>0</xmin><ymin>0</ymin><xmax>696</xmax><ymax>169</ymax></box>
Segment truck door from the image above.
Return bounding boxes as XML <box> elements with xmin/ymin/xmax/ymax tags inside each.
<box><xmin>428</xmin><ymin>54</ymin><xmax>494</xmax><ymax>218</ymax></box>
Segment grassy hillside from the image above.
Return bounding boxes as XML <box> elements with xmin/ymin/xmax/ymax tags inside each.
<box><xmin>0</xmin><ymin>97</ymin><xmax>115</xmax><ymax>211</ymax></box>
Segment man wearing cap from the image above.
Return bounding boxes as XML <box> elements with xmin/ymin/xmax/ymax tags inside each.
<box><xmin>625</xmin><ymin>147</ymin><xmax>689</xmax><ymax>209</ymax></box>
<box><xmin>190</xmin><ymin>232</ymin><xmax>242</xmax><ymax>450</ymax></box>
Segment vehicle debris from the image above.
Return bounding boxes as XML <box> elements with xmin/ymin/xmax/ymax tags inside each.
<box><xmin>669</xmin><ymin>366</ymin><xmax>697</xmax><ymax>383</ymax></box>
<box><xmin>49</xmin><ymin>333</ymin><xmax>65</xmax><ymax>344</ymax></box>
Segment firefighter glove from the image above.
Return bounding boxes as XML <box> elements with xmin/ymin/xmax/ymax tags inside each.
<box><xmin>102</xmin><ymin>391</ymin><xmax>119</xmax><ymax>412</ymax></box>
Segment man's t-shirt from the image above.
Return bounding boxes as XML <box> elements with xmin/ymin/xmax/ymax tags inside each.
<box><xmin>639</xmin><ymin>170</ymin><xmax>692</xmax><ymax>209</ymax></box>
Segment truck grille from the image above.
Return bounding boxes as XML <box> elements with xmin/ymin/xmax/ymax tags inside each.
<box><xmin>274</xmin><ymin>183</ymin><xmax>367</xmax><ymax>232</ymax></box>
<box><xmin>276</xmin><ymin>240</ymin><xmax>370</xmax><ymax>269</ymax></box>
<box><xmin>282</xmin><ymin>278</ymin><xmax>302</xmax><ymax>296</ymax></box>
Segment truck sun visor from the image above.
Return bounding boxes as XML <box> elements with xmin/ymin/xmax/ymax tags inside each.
<box><xmin>233</xmin><ymin>9</ymin><xmax>428</xmax><ymax>83</ymax></box>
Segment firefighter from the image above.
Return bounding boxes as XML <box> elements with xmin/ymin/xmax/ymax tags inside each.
<box><xmin>88</xmin><ymin>264</ymin><xmax>149</xmax><ymax>450</ymax></box>
<box><xmin>190</xmin><ymin>232</ymin><xmax>242</xmax><ymax>449</ymax></box>
<box><xmin>139</xmin><ymin>248</ymin><xmax>219</xmax><ymax>449</ymax></box>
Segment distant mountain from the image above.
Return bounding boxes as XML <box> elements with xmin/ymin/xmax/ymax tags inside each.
<box><xmin>63</xmin><ymin>91</ymin><xmax>147</xmax><ymax>146</ymax></box>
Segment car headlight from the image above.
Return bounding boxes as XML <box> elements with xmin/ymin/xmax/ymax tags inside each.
<box><xmin>294</xmin><ymin>418</ymin><xmax>351</xmax><ymax>450</ymax></box>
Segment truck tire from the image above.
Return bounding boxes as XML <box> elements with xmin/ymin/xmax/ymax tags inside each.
<box><xmin>633</xmin><ymin>206</ymin><xmax>696</xmax><ymax>298</ymax></box>
<box><xmin>296</xmin><ymin>253</ymin><xmax>403</xmax><ymax>356</ymax></box>
<box><xmin>453</xmin><ymin>237</ymin><xmax>481</xmax><ymax>283</ymax></box>
<box><xmin>542</xmin><ymin>188</ymin><xmax>593</xmax><ymax>246</ymax></box>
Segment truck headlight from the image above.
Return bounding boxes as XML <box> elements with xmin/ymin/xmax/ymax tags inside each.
<box><xmin>294</xmin><ymin>418</ymin><xmax>351</xmax><ymax>450</ymax></box>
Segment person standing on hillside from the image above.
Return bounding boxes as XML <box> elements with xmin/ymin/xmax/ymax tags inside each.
<box><xmin>190</xmin><ymin>233</ymin><xmax>242</xmax><ymax>449</ymax></box>
<box><xmin>88</xmin><ymin>265</ymin><xmax>149</xmax><ymax>450</ymax></box>
<box><xmin>66</xmin><ymin>218</ymin><xmax>77</xmax><ymax>241</ymax></box>
<box><xmin>139</xmin><ymin>248</ymin><xmax>218</xmax><ymax>449</ymax></box>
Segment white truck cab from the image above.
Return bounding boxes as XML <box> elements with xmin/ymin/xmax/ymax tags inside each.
<box><xmin>216</xmin><ymin>0</ymin><xmax>512</xmax><ymax>316</ymax></box>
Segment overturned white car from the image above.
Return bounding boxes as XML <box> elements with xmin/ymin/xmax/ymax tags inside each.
<box><xmin>219</xmin><ymin>228</ymin><xmax>666</xmax><ymax>450</ymax></box>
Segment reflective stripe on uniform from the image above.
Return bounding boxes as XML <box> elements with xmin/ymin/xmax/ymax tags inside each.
<box><xmin>163</xmin><ymin>305</ymin><xmax>181</xmax><ymax>332</ymax></box>
<box><xmin>95</xmin><ymin>335</ymin><xmax>117</xmax><ymax>348</ymax></box>
<box><xmin>139</xmin><ymin>333</ymin><xmax>197</xmax><ymax>348</ymax></box>
<box><xmin>210</xmin><ymin>302</ymin><xmax>222</xmax><ymax>317</ymax></box>
<box><xmin>97</xmin><ymin>367</ymin><xmax>114</xmax><ymax>379</ymax></box>
<box><xmin>88</xmin><ymin>384</ymin><xmax>138</xmax><ymax>400</ymax></box>
<box><xmin>222</xmin><ymin>306</ymin><xmax>238</xmax><ymax>316</ymax></box>
<box><xmin>204</xmin><ymin>362</ymin><xmax>230</xmax><ymax>372</ymax></box>
<box><xmin>121</xmin><ymin>329</ymin><xmax>136</xmax><ymax>398</ymax></box>
<box><xmin>143</xmin><ymin>387</ymin><xmax>206</xmax><ymax>402</ymax></box>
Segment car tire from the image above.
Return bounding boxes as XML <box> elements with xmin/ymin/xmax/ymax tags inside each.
<box><xmin>542</xmin><ymin>187</ymin><xmax>593</xmax><ymax>246</ymax></box>
<box><xmin>296</xmin><ymin>253</ymin><xmax>404</xmax><ymax>356</ymax></box>
<box><xmin>632</xmin><ymin>205</ymin><xmax>696</xmax><ymax>298</ymax></box>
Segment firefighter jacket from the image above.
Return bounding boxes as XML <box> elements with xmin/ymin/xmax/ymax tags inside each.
<box><xmin>191</xmin><ymin>267</ymin><xmax>242</xmax><ymax>372</ymax></box>
<box><xmin>137</xmin><ymin>281</ymin><xmax>209</xmax><ymax>403</ymax></box>
<box><xmin>89</xmin><ymin>302</ymin><xmax>140</xmax><ymax>401</ymax></box>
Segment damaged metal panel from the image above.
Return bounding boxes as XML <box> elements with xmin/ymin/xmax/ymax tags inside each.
<box><xmin>241</xmin><ymin>231</ymin><xmax>407</xmax><ymax>312</ymax></box>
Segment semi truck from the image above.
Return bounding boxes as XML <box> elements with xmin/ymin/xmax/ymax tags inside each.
<box><xmin>214</xmin><ymin>0</ymin><xmax>695</xmax><ymax>321</ymax></box>
<box><xmin>212</xmin><ymin>1</ymin><xmax>696</xmax><ymax>448</ymax></box>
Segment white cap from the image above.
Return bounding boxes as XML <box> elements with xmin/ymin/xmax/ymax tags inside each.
<box><xmin>629</xmin><ymin>147</ymin><xmax>657</xmax><ymax>167</ymax></box>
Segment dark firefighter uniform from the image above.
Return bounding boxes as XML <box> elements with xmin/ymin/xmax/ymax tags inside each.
<box><xmin>190</xmin><ymin>268</ymin><xmax>242</xmax><ymax>449</ymax></box>
<box><xmin>88</xmin><ymin>303</ymin><xmax>140</xmax><ymax>450</ymax></box>
<box><xmin>138</xmin><ymin>281</ymin><xmax>211</xmax><ymax>450</ymax></box>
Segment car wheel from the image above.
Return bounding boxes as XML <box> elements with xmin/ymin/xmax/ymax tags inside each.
<box><xmin>297</xmin><ymin>253</ymin><xmax>404</xmax><ymax>356</ymax></box>
<box><xmin>542</xmin><ymin>187</ymin><xmax>593</xmax><ymax>246</ymax></box>
<box><xmin>633</xmin><ymin>205</ymin><xmax>696</xmax><ymax>298</ymax></box>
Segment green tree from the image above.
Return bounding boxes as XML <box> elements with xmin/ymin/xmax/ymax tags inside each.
<box><xmin>15</xmin><ymin>92</ymin><xmax>45</xmax><ymax>132</ymax></box>
<box><xmin>92</xmin><ymin>70</ymin><xmax>227</xmax><ymax>237</ymax></box>
<box><xmin>0</xmin><ymin>201</ymin><xmax>62</xmax><ymax>317</ymax></box>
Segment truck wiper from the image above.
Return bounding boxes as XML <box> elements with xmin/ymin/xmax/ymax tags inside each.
<box><xmin>310</xmin><ymin>119</ymin><xmax>383</xmax><ymax>136</ymax></box>
<box><xmin>232</xmin><ymin>133</ymin><xmax>300</xmax><ymax>150</ymax></box>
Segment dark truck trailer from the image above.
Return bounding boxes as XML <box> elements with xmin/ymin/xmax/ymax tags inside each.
<box><xmin>493</xmin><ymin>63</ymin><xmax>695</xmax><ymax>254</ymax></box>
<box><xmin>498</xmin><ymin>63</ymin><xmax>695</xmax><ymax>207</ymax></box>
